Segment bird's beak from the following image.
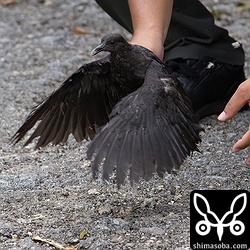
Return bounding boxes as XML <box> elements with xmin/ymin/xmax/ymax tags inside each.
<box><xmin>91</xmin><ymin>43</ymin><xmax>105</xmax><ymax>56</ymax></box>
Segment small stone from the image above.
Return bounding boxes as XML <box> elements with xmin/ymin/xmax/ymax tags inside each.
<box><xmin>87</xmin><ymin>188</ymin><xmax>99</xmax><ymax>195</ymax></box>
<box><xmin>112</xmin><ymin>218</ymin><xmax>127</xmax><ymax>226</ymax></box>
<box><xmin>126</xmin><ymin>242</ymin><xmax>135</xmax><ymax>247</ymax></box>
<box><xmin>140</xmin><ymin>227</ymin><xmax>165</xmax><ymax>235</ymax></box>
<box><xmin>98</xmin><ymin>204</ymin><xmax>111</xmax><ymax>215</ymax></box>
<box><xmin>142</xmin><ymin>198</ymin><xmax>153</xmax><ymax>207</ymax></box>
<box><xmin>83</xmin><ymin>160</ymin><xmax>91</xmax><ymax>167</ymax></box>
<box><xmin>68</xmin><ymin>238</ymin><xmax>80</xmax><ymax>244</ymax></box>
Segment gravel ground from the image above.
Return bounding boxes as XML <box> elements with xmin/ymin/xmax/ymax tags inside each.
<box><xmin>0</xmin><ymin>0</ymin><xmax>249</xmax><ymax>249</ymax></box>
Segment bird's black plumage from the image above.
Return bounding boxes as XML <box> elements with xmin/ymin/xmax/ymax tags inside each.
<box><xmin>12</xmin><ymin>34</ymin><xmax>202</xmax><ymax>187</ymax></box>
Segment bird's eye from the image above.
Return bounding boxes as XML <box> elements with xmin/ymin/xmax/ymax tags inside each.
<box><xmin>110</xmin><ymin>40</ymin><xmax>115</xmax><ymax>45</ymax></box>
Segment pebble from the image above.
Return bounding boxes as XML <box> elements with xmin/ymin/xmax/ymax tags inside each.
<box><xmin>98</xmin><ymin>204</ymin><xmax>112</xmax><ymax>215</ymax></box>
<box><xmin>139</xmin><ymin>227</ymin><xmax>165</xmax><ymax>235</ymax></box>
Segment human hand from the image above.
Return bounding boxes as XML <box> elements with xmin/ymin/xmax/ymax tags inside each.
<box><xmin>218</xmin><ymin>78</ymin><xmax>250</xmax><ymax>165</ymax></box>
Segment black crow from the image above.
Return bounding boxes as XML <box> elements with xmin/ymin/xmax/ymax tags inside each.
<box><xmin>12</xmin><ymin>34</ymin><xmax>202</xmax><ymax>187</ymax></box>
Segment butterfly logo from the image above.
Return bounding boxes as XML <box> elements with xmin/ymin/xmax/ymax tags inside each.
<box><xmin>193</xmin><ymin>192</ymin><xmax>247</xmax><ymax>241</ymax></box>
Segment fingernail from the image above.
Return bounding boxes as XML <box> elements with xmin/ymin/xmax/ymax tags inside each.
<box><xmin>218</xmin><ymin>111</ymin><xmax>226</xmax><ymax>121</ymax></box>
<box><xmin>246</xmin><ymin>156</ymin><xmax>250</xmax><ymax>166</ymax></box>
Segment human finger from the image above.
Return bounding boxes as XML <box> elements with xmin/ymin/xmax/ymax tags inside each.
<box><xmin>246</xmin><ymin>155</ymin><xmax>250</xmax><ymax>166</ymax></box>
<box><xmin>218</xmin><ymin>78</ymin><xmax>250</xmax><ymax>122</ymax></box>
<box><xmin>232</xmin><ymin>125</ymin><xmax>250</xmax><ymax>152</ymax></box>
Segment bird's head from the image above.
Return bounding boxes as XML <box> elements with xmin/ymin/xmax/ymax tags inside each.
<box><xmin>91</xmin><ymin>34</ymin><xmax>128</xmax><ymax>56</ymax></box>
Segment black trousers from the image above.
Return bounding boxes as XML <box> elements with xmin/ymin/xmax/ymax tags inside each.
<box><xmin>96</xmin><ymin>0</ymin><xmax>245</xmax><ymax>65</ymax></box>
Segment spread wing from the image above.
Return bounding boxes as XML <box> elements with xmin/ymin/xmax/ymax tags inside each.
<box><xmin>87</xmin><ymin>61</ymin><xmax>202</xmax><ymax>187</ymax></box>
<box><xmin>12</xmin><ymin>56</ymin><xmax>128</xmax><ymax>148</ymax></box>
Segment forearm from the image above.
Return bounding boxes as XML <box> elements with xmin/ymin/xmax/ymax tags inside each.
<box><xmin>128</xmin><ymin>0</ymin><xmax>173</xmax><ymax>58</ymax></box>
<box><xmin>129</xmin><ymin>0</ymin><xmax>172</xmax><ymax>43</ymax></box>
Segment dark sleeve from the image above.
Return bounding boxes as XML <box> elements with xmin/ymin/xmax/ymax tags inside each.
<box><xmin>95</xmin><ymin>0</ymin><xmax>133</xmax><ymax>33</ymax></box>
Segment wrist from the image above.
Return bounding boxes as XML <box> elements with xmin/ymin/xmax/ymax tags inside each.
<box><xmin>130</xmin><ymin>30</ymin><xmax>165</xmax><ymax>59</ymax></box>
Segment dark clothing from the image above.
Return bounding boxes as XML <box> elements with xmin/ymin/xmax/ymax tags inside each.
<box><xmin>96</xmin><ymin>0</ymin><xmax>245</xmax><ymax>65</ymax></box>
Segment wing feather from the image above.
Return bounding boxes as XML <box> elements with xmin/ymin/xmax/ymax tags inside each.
<box><xmin>12</xmin><ymin>56</ymin><xmax>129</xmax><ymax>147</ymax></box>
<box><xmin>87</xmin><ymin>60</ymin><xmax>202</xmax><ymax>186</ymax></box>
